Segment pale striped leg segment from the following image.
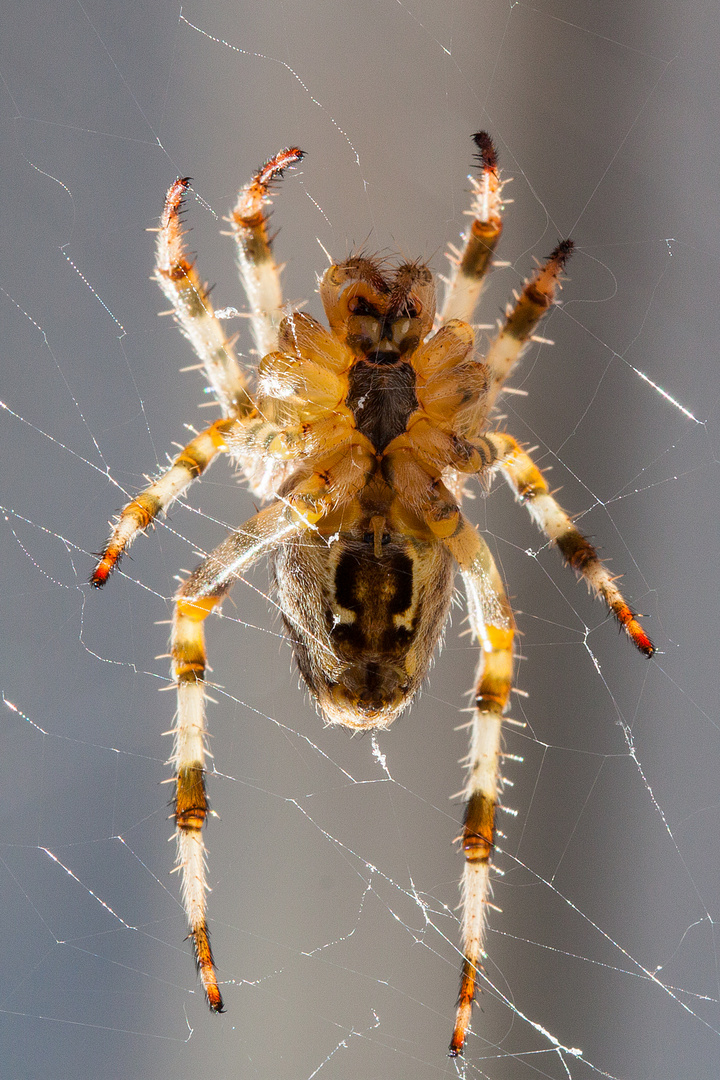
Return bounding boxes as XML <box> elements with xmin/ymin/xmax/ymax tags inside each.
<box><xmin>154</xmin><ymin>178</ymin><xmax>253</xmax><ymax>419</ymax></box>
<box><xmin>443</xmin><ymin>516</ymin><xmax>515</xmax><ymax>1056</ymax></box>
<box><xmin>231</xmin><ymin>148</ymin><xmax>305</xmax><ymax>360</ymax></box>
<box><xmin>482</xmin><ymin>240</ymin><xmax>574</xmax><ymax>418</ymax></box>
<box><xmin>440</xmin><ymin>132</ymin><xmax>504</xmax><ymax>326</ymax></box>
<box><xmin>91</xmin><ymin>419</ymin><xmax>237</xmax><ymax>587</ymax></box>
<box><xmin>170</xmin><ymin>501</ymin><xmax>303</xmax><ymax>1010</ymax></box>
<box><xmin>485</xmin><ymin>432</ymin><xmax>655</xmax><ymax>657</ymax></box>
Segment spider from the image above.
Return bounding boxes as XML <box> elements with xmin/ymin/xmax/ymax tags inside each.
<box><xmin>91</xmin><ymin>134</ymin><xmax>653</xmax><ymax>1056</ymax></box>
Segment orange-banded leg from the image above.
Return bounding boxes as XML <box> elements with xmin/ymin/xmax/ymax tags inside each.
<box><xmin>480</xmin><ymin>239</ymin><xmax>575</xmax><ymax>420</ymax></box>
<box><xmin>443</xmin><ymin>515</ymin><xmax>515</xmax><ymax>1056</ymax></box>
<box><xmin>231</xmin><ymin>148</ymin><xmax>305</xmax><ymax>360</ymax></box>
<box><xmin>485</xmin><ymin>431</ymin><xmax>655</xmax><ymax>657</ymax></box>
<box><xmin>440</xmin><ymin>132</ymin><xmax>504</xmax><ymax>326</ymax></box>
<box><xmin>169</xmin><ymin>501</ymin><xmax>304</xmax><ymax>1010</ymax></box>
<box><xmin>91</xmin><ymin>418</ymin><xmax>237</xmax><ymax>587</ymax></box>
<box><xmin>154</xmin><ymin>179</ymin><xmax>253</xmax><ymax>419</ymax></box>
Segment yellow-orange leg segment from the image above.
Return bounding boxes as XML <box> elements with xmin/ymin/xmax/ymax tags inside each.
<box><xmin>440</xmin><ymin>132</ymin><xmax>504</xmax><ymax>327</ymax></box>
<box><xmin>444</xmin><ymin>516</ymin><xmax>515</xmax><ymax>1056</ymax></box>
<box><xmin>486</xmin><ymin>432</ymin><xmax>655</xmax><ymax>657</ymax></box>
<box><xmin>91</xmin><ymin>419</ymin><xmax>236</xmax><ymax>587</ymax></box>
<box><xmin>169</xmin><ymin>502</ymin><xmax>304</xmax><ymax>1009</ymax></box>
<box><xmin>231</xmin><ymin>148</ymin><xmax>305</xmax><ymax>359</ymax></box>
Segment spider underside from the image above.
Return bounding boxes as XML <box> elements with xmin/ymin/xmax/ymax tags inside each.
<box><xmin>92</xmin><ymin>135</ymin><xmax>653</xmax><ymax>1056</ymax></box>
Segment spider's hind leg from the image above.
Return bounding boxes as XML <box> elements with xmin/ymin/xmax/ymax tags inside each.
<box><xmin>169</xmin><ymin>501</ymin><xmax>302</xmax><ymax>1010</ymax></box>
<box><xmin>442</xmin><ymin>515</ymin><xmax>515</xmax><ymax>1057</ymax></box>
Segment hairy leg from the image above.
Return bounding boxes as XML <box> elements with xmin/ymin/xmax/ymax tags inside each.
<box><xmin>155</xmin><ymin>178</ymin><xmax>253</xmax><ymax>418</ymax></box>
<box><xmin>170</xmin><ymin>502</ymin><xmax>302</xmax><ymax>1009</ymax></box>
<box><xmin>91</xmin><ymin>418</ymin><xmax>237</xmax><ymax>587</ymax></box>
<box><xmin>443</xmin><ymin>515</ymin><xmax>515</xmax><ymax>1056</ymax></box>
<box><xmin>230</xmin><ymin>148</ymin><xmax>305</xmax><ymax>360</ymax></box>
<box><xmin>440</xmin><ymin>132</ymin><xmax>504</xmax><ymax>326</ymax></box>
<box><xmin>485</xmin><ymin>431</ymin><xmax>654</xmax><ymax>656</ymax></box>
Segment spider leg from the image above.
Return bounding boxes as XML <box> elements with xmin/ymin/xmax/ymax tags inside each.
<box><xmin>442</xmin><ymin>514</ymin><xmax>515</xmax><ymax>1057</ymax></box>
<box><xmin>481</xmin><ymin>240</ymin><xmax>574</xmax><ymax>418</ymax></box>
<box><xmin>170</xmin><ymin>501</ymin><xmax>303</xmax><ymax>1011</ymax></box>
<box><xmin>155</xmin><ymin>178</ymin><xmax>253</xmax><ymax>419</ymax></box>
<box><xmin>91</xmin><ymin>418</ymin><xmax>237</xmax><ymax>587</ymax></box>
<box><xmin>439</xmin><ymin>132</ymin><xmax>504</xmax><ymax>326</ymax></box>
<box><xmin>485</xmin><ymin>431</ymin><xmax>654</xmax><ymax>656</ymax></box>
<box><xmin>170</xmin><ymin>440</ymin><xmax>374</xmax><ymax>1011</ymax></box>
<box><xmin>231</xmin><ymin>148</ymin><xmax>305</xmax><ymax>360</ymax></box>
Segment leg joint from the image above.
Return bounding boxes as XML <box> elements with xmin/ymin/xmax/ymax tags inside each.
<box><xmin>462</xmin><ymin>792</ymin><xmax>494</xmax><ymax>862</ymax></box>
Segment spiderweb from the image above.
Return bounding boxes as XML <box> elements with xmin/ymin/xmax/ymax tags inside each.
<box><xmin>2</xmin><ymin>3</ymin><xmax>719</xmax><ymax>1078</ymax></box>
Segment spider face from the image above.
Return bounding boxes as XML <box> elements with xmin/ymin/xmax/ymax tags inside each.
<box><xmin>92</xmin><ymin>136</ymin><xmax>653</xmax><ymax>1055</ymax></box>
<box><xmin>320</xmin><ymin>256</ymin><xmax>435</xmax><ymax>358</ymax></box>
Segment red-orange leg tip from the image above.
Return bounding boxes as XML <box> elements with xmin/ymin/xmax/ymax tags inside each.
<box><xmin>257</xmin><ymin>147</ymin><xmax>305</xmax><ymax>188</ymax></box>
<box><xmin>236</xmin><ymin>148</ymin><xmax>306</xmax><ymax>227</ymax></box>
<box><xmin>162</xmin><ymin>177</ymin><xmax>191</xmax><ymax>224</ymax></box>
<box><xmin>90</xmin><ymin>551</ymin><xmax>118</xmax><ymax>588</ymax></box>
<box><xmin>193</xmin><ymin>926</ymin><xmax>224</xmax><ymax>1013</ymax></box>
<box><xmin>627</xmin><ymin>620</ymin><xmax>655</xmax><ymax>658</ymax></box>
<box><xmin>615</xmin><ymin>603</ymin><xmax>655</xmax><ymax>657</ymax></box>
<box><xmin>449</xmin><ymin>959</ymin><xmax>478</xmax><ymax>1056</ymax></box>
<box><xmin>449</xmin><ymin>1001</ymin><xmax>472</xmax><ymax>1056</ymax></box>
<box><xmin>206</xmin><ymin>985</ymin><xmax>224</xmax><ymax>1014</ymax></box>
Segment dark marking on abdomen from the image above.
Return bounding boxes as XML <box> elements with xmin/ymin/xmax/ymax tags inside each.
<box><xmin>332</xmin><ymin>545</ymin><xmax>416</xmax><ymax>654</ymax></box>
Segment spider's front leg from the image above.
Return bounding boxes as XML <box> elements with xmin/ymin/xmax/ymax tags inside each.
<box><xmin>170</xmin><ymin>502</ymin><xmax>302</xmax><ymax>1010</ymax></box>
<box><xmin>441</xmin><ymin>515</ymin><xmax>515</xmax><ymax>1057</ymax></box>
<box><xmin>440</xmin><ymin>132</ymin><xmax>504</xmax><ymax>326</ymax></box>
<box><xmin>155</xmin><ymin>177</ymin><xmax>253</xmax><ymax>419</ymax></box>
<box><xmin>231</xmin><ymin>147</ymin><xmax>305</xmax><ymax>359</ymax></box>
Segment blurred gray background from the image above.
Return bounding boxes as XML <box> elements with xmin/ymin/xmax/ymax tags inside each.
<box><xmin>2</xmin><ymin>2</ymin><xmax>720</xmax><ymax>1078</ymax></box>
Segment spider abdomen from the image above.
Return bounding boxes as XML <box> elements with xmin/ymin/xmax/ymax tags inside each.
<box><xmin>272</xmin><ymin>528</ymin><xmax>454</xmax><ymax>729</ymax></box>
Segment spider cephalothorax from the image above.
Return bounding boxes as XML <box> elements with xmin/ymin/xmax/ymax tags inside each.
<box><xmin>92</xmin><ymin>135</ymin><xmax>653</xmax><ymax>1055</ymax></box>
